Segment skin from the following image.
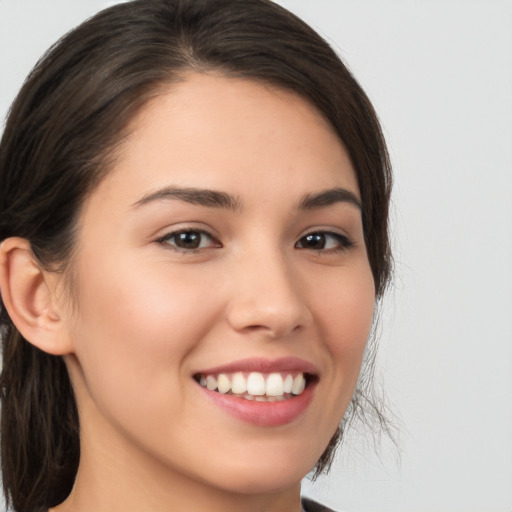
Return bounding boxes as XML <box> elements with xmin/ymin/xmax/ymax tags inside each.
<box><xmin>2</xmin><ymin>73</ymin><xmax>376</xmax><ymax>512</ymax></box>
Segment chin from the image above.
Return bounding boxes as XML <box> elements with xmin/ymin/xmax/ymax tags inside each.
<box><xmin>208</xmin><ymin>465</ymin><xmax>308</xmax><ymax>495</ymax></box>
<box><xmin>190</xmin><ymin>442</ymin><xmax>321</xmax><ymax>495</ymax></box>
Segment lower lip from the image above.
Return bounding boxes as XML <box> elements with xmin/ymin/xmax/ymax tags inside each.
<box><xmin>197</xmin><ymin>383</ymin><xmax>316</xmax><ymax>427</ymax></box>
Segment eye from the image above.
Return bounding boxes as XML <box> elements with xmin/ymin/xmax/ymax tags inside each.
<box><xmin>157</xmin><ymin>229</ymin><xmax>221</xmax><ymax>251</ymax></box>
<box><xmin>295</xmin><ymin>231</ymin><xmax>353</xmax><ymax>252</ymax></box>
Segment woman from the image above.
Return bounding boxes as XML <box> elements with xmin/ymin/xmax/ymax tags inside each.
<box><xmin>0</xmin><ymin>1</ymin><xmax>392</xmax><ymax>511</ymax></box>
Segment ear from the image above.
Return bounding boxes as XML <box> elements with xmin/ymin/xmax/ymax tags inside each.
<box><xmin>0</xmin><ymin>237</ymin><xmax>73</xmax><ymax>355</ymax></box>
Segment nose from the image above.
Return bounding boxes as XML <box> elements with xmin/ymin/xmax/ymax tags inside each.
<box><xmin>226</xmin><ymin>250</ymin><xmax>312</xmax><ymax>339</ymax></box>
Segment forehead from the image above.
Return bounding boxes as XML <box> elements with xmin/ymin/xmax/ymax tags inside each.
<box><xmin>87</xmin><ymin>72</ymin><xmax>359</xmax><ymax>211</ymax></box>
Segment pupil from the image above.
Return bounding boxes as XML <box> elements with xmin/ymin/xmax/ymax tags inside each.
<box><xmin>304</xmin><ymin>233</ymin><xmax>325</xmax><ymax>249</ymax></box>
<box><xmin>176</xmin><ymin>232</ymin><xmax>200</xmax><ymax>249</ymax></box>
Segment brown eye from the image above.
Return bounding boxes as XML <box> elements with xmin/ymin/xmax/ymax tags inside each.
<box><xmin>158</xmin><ymin>230</ymin><xmax>220</xmax><ymax>251</ymax></box>
<box><xmin>299</xmin><ymin>233</ymin><xmax>327</xmax><ymax>250</ymax></box>
<box><xmin>295</xmin><ymin>231</ymin><xmax>353</xmax><ymax>252</ymax></box>
<box><xmin>176</xmin><ymin>231</ymin><xmax>203</xmax><ymax>249</ymax></box>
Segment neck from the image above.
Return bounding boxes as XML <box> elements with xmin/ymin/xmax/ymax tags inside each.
<box><xmin>55</xmin><ymin>361</ymin><xmax>306</xmax><ymax>512</ymax></box>
<box><xmin>54</xmin><ymin>455</ymin><xmax>302</xmax><ymax>512</ymax></box>
<box><xmin>52</xmin><ymin>405</ymin><xmax>303</xmax><ymax>512</ymax></box>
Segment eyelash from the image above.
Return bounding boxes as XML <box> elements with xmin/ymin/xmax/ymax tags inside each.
<box><xmin>156</xmin><ymin>229</ymin><xmax>354</xmax><ymax>254</ymax></box>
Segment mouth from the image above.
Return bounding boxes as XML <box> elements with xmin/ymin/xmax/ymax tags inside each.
<box><xmin>193</xmin><ymin>371</ymin><xmax>316</xmax><ymax>402</ymax></box>
<box><xmin>193</xmin><ymin>357</ymin><xmax>319</xmax><ymax>425</ymax></box>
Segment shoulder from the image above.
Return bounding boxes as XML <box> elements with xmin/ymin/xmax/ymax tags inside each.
<box><xmin>302</xmin><ymin>496</ymin><xmax>338</xmax><ymax>512</ymax></box>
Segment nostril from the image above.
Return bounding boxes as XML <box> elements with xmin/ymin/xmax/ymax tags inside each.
<box><xmin>239</xmin><ymin>322</ymin><xmax>303</xmax><ymax>339</ymax></box>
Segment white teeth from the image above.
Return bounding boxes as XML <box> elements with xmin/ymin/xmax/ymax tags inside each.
<box><xmin>265</xmin><ymin>373</ymin><xmax>284</xmax><ymax>397</ymax></box>
<box><xmin>247</xmin><ymin>372</ymin><xmax>266</xmax><ymax>396</ymax></box>
<box><xmin>198</xmin><ymin>371</ymin><xmax>309</xmax><ymax>398</ymax></box>
<box><xmin>206</xmin><ymin>375</ymin><xmax>217</xmax><ymax>391</ymax></box>
<box><xmin>292</xmin><ymin>373</ymin><xmax>306</xmax><ymax>395</ymax></box>
<box><xmin>231</xmin><ymin>372</ymin><xmax>247</xmax><ymax>394</ymax></box>
<box><xmin>217</xmin><ymin>373</ymin><xmax>230</xmax><ymax>394</ymax></box>
<box><xmin>283</xmin><ymin>374</ymin><xmax>293</xmax><ymax>394</ymax></box>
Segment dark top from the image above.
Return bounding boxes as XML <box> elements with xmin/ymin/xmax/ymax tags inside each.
<box><xmin>302</xmin><ymin>497</ymin><xmax>336</xmax><ymax>512</ymax></box>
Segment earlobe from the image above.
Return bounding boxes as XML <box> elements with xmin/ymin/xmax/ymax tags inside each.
<box><xmin>0</xmin><ymin>237</ymin><xmax>73</xmax><ymax>355</ymax></box>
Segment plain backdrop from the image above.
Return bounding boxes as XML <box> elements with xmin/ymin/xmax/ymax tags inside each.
<box><xmin>1</xmin><ymin>1</ymin><xmax>511</xmax><ymax>511</ymax></box>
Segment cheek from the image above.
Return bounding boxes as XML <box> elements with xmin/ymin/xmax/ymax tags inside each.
<box><xmin>75</xmin><ymin>253</ymin><xmax>217</xmax><ymax>345</ymax></box>
<box><xmin>67</xmin><ymin>255</ymin><xmax>220</xmax><ymax>417</ymax></box>
<box><xmin>313</xmin><ymin>264</ymin><xmax>375</xmax><ymax>377</ymax></box>
<box><xmin>331</xmin><ymin>285</ymin><xmax>374</xmax><ymax>350</ymax></box>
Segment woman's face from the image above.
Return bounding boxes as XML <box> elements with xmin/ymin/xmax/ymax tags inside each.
<box><xmin>61</xmin><ymin>73</ymin><xmax>375</xmax><ymax>495</ymax></box>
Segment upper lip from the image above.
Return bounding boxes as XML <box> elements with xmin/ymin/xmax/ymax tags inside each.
<box><xmin>194</xmin><ymin>356</ymin><xmax>319</xmax><ymax>376</ymax></box>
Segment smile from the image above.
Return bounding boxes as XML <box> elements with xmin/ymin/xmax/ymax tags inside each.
<box><xmin>195</xmin><ymin>371</ymin><xmax>308</xmax><ymax>401</ymax></box>
<box><xmin>193</xmin><ymin>357</ymin><xmax>318</xmax><ymax>425</ymax></box>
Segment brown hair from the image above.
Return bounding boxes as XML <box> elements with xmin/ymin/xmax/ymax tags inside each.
<box><xmin>0</xmin><ymin>0</ymin><xmax>392</xmax><ymax>510</ymax></box>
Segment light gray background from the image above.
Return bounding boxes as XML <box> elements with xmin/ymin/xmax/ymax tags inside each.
<box><xmin>1</xmin><ymin>1</ymin><xmax>511</xmax><ymax>511</ymax></box>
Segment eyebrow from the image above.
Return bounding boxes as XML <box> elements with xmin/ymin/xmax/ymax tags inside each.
<box><xmin>132</xmin><ymin>186</ymin><xmax>243</xmax><ymax>211</ymax></box>
<box><xmin>132</xmin><ymin>185</ymin><xmax>361</xmax><ymax>212</ymax></box>
<box><xmin>298</xmin><ymin>187</ymin><xmax>362</xmax><ymax>211</ymax></box>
